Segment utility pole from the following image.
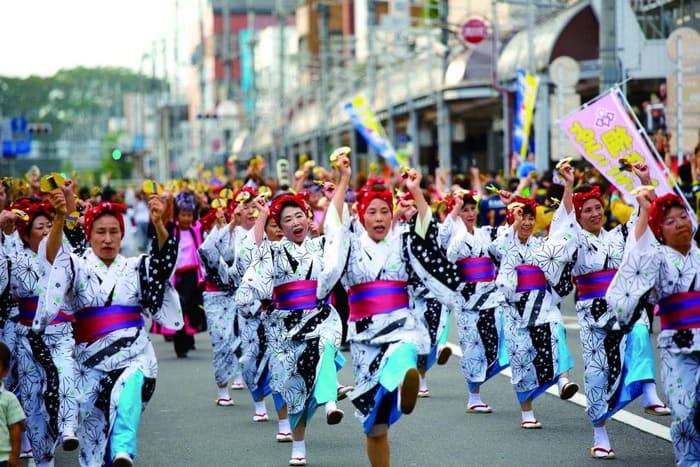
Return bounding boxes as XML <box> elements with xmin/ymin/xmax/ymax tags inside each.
<box><xmin>492</xmin><ymin>0</ymin><xmax>511</xmax><ymax>173</ymax></box>
<box><xmin>527</xmin><ymin>0</ymin><xmax>535</xmax><ymax>75</ymax></box>
<box><xmin>247</xmin><ymin>0</ymin><xmax>257</xmax><ymax>159</ymax></box>
<box><xmin>436</xmin><ymin>0</ymin><xmax>451</xmax><ymax>185</ymax></box>
<box><xmin>198</xmin><ymin>0</ymin><xmax>207</xmax><ymax>164</ymax></box>
<box><xmin>276</xmin><ymin>0</ymin><xmax>286</xmax><ymax>167</ymax></box>
<box><xmin>160</xmin><ymin>38</ymin><xmax>170</xmax><ymax>180</ymax></box>
<box><xmin>173</xmin><ymin>0</ymin><xmax>179</xmax><ymax>105</ymax></box>
<box><xmin>318</xmin><ymin>0</ymin><xmax>330</xmax><ymax>164</ymax></box>
<box><xmin>223</xmin><ymin>0</ymin><xmax>233</xmax><ymax>161</ymax></box>
<box><xmin>367</xmin><ymin>0</ymin><xmax>377</xmax><ymax>167</ymax></box>
<box><xmin>599</xmin><ymin>0</ymin><xmax>618</xmax><ymax>93</ymax></box>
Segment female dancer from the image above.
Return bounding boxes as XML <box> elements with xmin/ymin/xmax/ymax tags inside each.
<box><xmin>171</xmin><ymin>190</ymin><xmax>205</xmax><ymax>358</ymax></box>
<box><xmin>319</xmin><ymin>154</ymin><xmax>463</xmax><ymax>467</ymax></box>
<box><xmin>544</xmin><ymin>161</ymin><xmax>668</xmax><ymax>458</ymax></box>
<box><xmin>606</xmin><ymin>190</ymin><xmax>700</xmax><ymax>465</ymax></box>
<box><xmin>235</xmin><ymin>191</ymin><xmax>344</xmax><ymax>466</ymax></box>
<box><xmin>445</xmin><ymin>191</ymin><xmax>509</xmax><ymax>414</ymax></box>
<box><xmin>35</xmin><ymin>189</ymin><xmax>182</xmax><ymax>467</ymax></box>
<box><xmin>198</xmin><ymin>186</ymin><xmax>257</xmax><ymax>404</ymax></box>
<box><xmin>0</xmin><ymin>193</ymin><xmax>79</xmax><ymax>467</ymax></box>
<box><xmin>489</xmin><ymin>193</ymin><xmax>579</xmax><ymax>429</ymax></box>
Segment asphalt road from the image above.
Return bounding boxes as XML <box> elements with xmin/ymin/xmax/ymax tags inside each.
<box><xmin>52</xmin><ymin>296</ymin><xmax>675</xmax><ymax>467</ymax></box>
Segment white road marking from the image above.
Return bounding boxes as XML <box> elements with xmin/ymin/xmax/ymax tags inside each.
<box><xmin>444</xmin><ymin>342</ymin><xmax>671</xmax><ymax>442</ymax></box>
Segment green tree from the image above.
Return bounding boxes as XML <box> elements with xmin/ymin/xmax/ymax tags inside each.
<box><xmin>0</xmin><ymin>67</ymin><xmax>165</xmax><ymax>174</ymax></box>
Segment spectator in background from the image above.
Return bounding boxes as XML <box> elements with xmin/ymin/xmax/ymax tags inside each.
<box><xmin>479</xmin><ymin>182</ymin><xmax>507</xmax><ymax>228</ymax></box>
<box><xmin>517</xmin><ymin>152</ymin><xmax>537</xmax><ymax>179</ymax></box>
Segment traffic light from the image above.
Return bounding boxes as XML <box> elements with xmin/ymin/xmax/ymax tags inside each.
<box><xmin>111</xmin><ymin>148</ymin><xmax>123</xmax><ymax>161</ymax></box>
<box><xmin>28</xmin><ymin>123</ymin><xmax>52</xmax><ymax>134</ymax></box>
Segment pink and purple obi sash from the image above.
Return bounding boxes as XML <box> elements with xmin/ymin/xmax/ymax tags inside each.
<box><xmin>73</xmin><ymin>305</ymin><xmax>144</xmax><ymax>345</ymax></box>
<box><xmin>574</xmin><ymin>269</ymin><xmax>617</xmax><ymax>301</ymax></box>
<box><xmin>515</xmin><ymin>265</ymin><xmax>547</xmax><ymax>293</ymax></box>
<box><xmin>16</xmin><ymin>296</ymin><xmax>74</xmax><ymax>327</ymax></box>
<box><xmin>348</xmin><ymin>280</ymin><xmax>409</xmax><ymax>322</ymax></box>
<box><xmin>657</xmin><ymin>291</ymin><xmax>700</xmax><ymax>331</ymax></box>
<box><xmin>273</xmin><ymin>280</ymin><xmax>319</xmax><ymax>311</ymax></box>
<box><xmin>456</xmin><ymin>257</ymin><xmax>496</xmax><ymax>283</ymax></box>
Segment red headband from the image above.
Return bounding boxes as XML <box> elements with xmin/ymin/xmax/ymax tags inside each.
<box><xmin>9</xmin><ymin>198</ymin><xmax>54</xmax><ymax>238</ymax></box>
<box><xmin>572</xmin><ymin>186</ymin><xmax>603</xmax><ymax>218</ymax></box>
<box><xmin>506</xmin><ymin>196</ymin><xmax>538</xmax><ymax>225</ymax></box>
<box><xmin>269</xmin><ymin>192</ymin><xmax>310</xmax><ymax>224</ymax></box>
<box><xmin>446</xmin><ymin>190</ymin><xmax>478</xmax><ymax>213</ymax></box>
<box><xmin>199</xmin><ymin>208</ymin><xmax>222</xmax><ymax>234</ymax></box>
<box><xmin>356</xmin><ymin>177</ymin><xmax>393</xmax><ymax>225</ymax></box>
<box><xmin>84</xmin><ymin>202</ymin><xmax>126</xmax><ymax>240</ymax></box>
<box><xmin>227</xmin><ymin>186</ymin><xmax>258</xmax><ymax>216</ymax></box>
<box><xmin>648</xmin><ymin>193</ymin><xmax>686</xmax><ymax>244</ymax></box>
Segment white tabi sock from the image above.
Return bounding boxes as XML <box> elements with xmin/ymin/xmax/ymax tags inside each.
<box><xmin>325</xmin><ymin>400</ymin><xmax>337</xmax><ymax>414</ymax></box>
<box><xmin>468</xmin><ymin>393</ymin><xmax>483</xmax><ymax>406</ymax></box>
<box><xmin>642</xmin><ymin>381</ymin><xmax>663</xmax><ymax>407</ymax></box>
<box><xmin>419</xmin><ymin>376</ymin><xmax>428</xmax><ymax>392</ymax></box>
<box><xmin>21</xmin><ymin>433</ymin><xmax>30</xmax><ymax>452</ymax></box>
<box><xmin>279</xmin><ymin>418</ymin><xmax>291</xmax><ymax>434</ymax></box>
<box><xmin>254</xmin><ymin>401</ymin><xmax>267</xmax><ymax>415</ymax></box>
<box><xmin>557</xmin><ymin>376</ymin><xmax>569</xmax><ymax>389</ymax></box>
<box><xmin>593</xmin><ymin>426</ymin><xmax>611</xmax><ymax>450</ymax></box>
<box><xmin>217</xmin><ymin>386</ymin><xmax>230</xmax><ymax>399</ymax></box>
<box><xmin>291</xmin><ymin>440</ymin><xmax>306</xmax><ymax>459</ymax></box>
<box><xmin>521</xmin><ymin>410</ymin><xmax>535</xmax><ymax>422</ymax></box>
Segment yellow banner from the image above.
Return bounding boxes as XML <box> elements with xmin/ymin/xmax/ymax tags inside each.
<box><xmin>520</xmin><ymin>72</ymin><xmax>539</xmax><ymax>159</ymax></box>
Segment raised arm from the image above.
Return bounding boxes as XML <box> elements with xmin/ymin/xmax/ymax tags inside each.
<box><xmin>634</xmin><ymin>188</ymin><xmax>655</xmax><ymax>242</ymax></box>
<box><xmin>332</xmin><ymin>153</ymin><xmax>351</xmax><ymax>220</ymax></box>
<box><xmin>46</xmin><ymin>190</ymin><xmax>67</xmax><ymax>265</ymax></box>
<box><xmin>559</xmin><ymin>161</ymin><xmax>575</xmax><ymax>215</ymax></box>
<box><xmin>405</xmin><ymin>168</ymin><xmax>429</xmax><ymax>222</ymax></box>
<box><xmin>148</xmin><ymin>196</ymin><xmax>168</xmax><ymax>250</ymax></box>
<box><xmin>252</xmin><ymin>196</ymin><xmax>269</xmax><ymax>247</ymax></box>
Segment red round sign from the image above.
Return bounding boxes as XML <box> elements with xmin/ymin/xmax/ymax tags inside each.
<box><xmin>461</xmin><ymin>18</ymin><xmax>488</xmax><ymax>45</ymax></box>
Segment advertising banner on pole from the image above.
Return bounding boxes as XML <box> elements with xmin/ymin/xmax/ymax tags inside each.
<box><xmin>512</xmin><ymin>68</ymin><xmax>539</xmax><ymax>160</ymax></box>
<box><xmin>343</xmin><ymin>95</ymin><xmax>400</xmax><ymax>168</ymax></box>
<box><xmin>559</xmin><ymin>87</ymin><xmax>690</xmax><ymax>211</ymax></box>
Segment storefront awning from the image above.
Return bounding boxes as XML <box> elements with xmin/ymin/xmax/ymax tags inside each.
<box><xmin>497</xmin><ymin>0</ymin><xmax>596</xmax><ymax>81</ymax></box>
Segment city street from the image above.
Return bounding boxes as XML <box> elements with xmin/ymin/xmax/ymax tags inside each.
<box><xmin>53</xmin><ymin>296</ymin><xmax>675</xmax><ymax>467</ymax></box>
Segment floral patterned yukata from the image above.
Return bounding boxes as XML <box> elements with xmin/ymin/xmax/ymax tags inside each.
<box><xmin>319</xmin><ymin>205</ymin><xmax>462</xmax><ymax>433</ymax></box>
<box><xmin>235</xmin><ymin>233</ymin><xmax>343</xmax><ymax>428</ymax></box>
<box><xmin>446</xmin><ymin>224</ymin><xmax>509</xmax><ymax>393</ymax></box>
<box><xmin>606</xmin><ymin>227</ymin><xmax>700</xmax><ymax>465</ymax></box>
<box><xmin>544</xmin><ymin>206</ymin><xmax>658</xmax><ymax>425</ymax></box>
<box><xmin>489</xmin><ymin>224</ymin><xmax>576</xmax><ymax>403</ymax></box>
<box><xmin>34</xmin><ymin>232</ymin><xmax>182</xmax><ymax>466</ymax></box>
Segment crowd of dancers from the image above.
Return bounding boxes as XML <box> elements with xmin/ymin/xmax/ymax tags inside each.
<box><xmin>0</xmin><ymin>147</ymin><xmax>697</xmax><ymax>467</ymax></box>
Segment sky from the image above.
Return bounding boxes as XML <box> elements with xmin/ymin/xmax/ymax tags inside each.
<box><xmin>0</xmin><ymin>0</ymin><xmax>199</xmax><ymax>80</ymax></box>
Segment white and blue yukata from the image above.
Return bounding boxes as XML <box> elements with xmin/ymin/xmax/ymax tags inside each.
<box><xmin>34</xmin><ymin>232</ymin><xmax>182</xmax><ymax>467</ymax></box>
<box><xmin>235</xmin><ymin>233</ymin><xmax>343</xmax><ymax>429</ymax></box>
<box><xmin>319</xmin><ymin>205</ymin><xmax>462</xmax><ymax>434</ymax></box>
<box><xmin>0</xmin><ymin>230</ymin><xmax>83</xmax><ymax>466</ymax></box>
<box><xmin>446</xmin><ymin>224</ymin><xmax>509</xmax><ymax>395</ymax></box>
<box><xmin>543</xmin><ymin>206</ymin><xmax>659</xmax><ymax>426</ymax></box>
<box><xmin>198</xmin><ymin>224</ymin><xmax>247</xmax><ymax>389</ymax></box>
<box><xmin>606</xmin><ymin>227</ymin><xmax>700</xmax><ymax>465</ymax></box>
<box><xmin>489</xmin><ymin>225</ymin><xmax>576</xmax><ymax>404</ymax></box>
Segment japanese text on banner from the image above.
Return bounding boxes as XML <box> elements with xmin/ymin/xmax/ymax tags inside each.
<box><xmin>559</xmin><ymin>89</ymin><xmax>676</xmax><ymax>202</ymax></box>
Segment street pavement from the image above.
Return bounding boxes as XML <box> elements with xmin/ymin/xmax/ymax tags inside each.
<box><xmin>53</xmin><ymin>296</ymin><xmax>676</xmax><ymax>466</ymax></box>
